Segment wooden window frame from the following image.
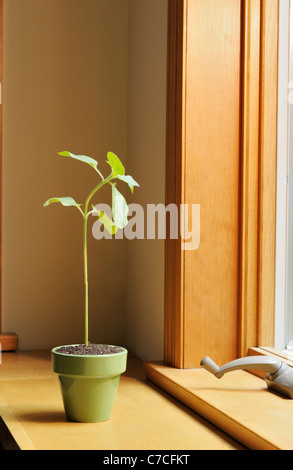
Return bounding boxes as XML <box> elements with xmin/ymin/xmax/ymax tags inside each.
<box><xmin>164</xmin><ymin>0</ymin><xmax>279</xmax><ymax>368</ymax></box>
<box><xmin>144</xmin><ymin>0</ymin><xmax>288</xmax><ymax>450</ymax></box>
<box><xmin>0</xmin><ymin>0</ymin><xmax>18</xmax><ymax>351</ymax></box>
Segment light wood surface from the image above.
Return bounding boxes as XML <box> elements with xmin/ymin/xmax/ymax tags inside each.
<box><xmin>145</xmin><ymin>360</ymin><xmax>293</xmax><ymax>450</ymax></box>
<box><xmin>0</xmin><ymin>350</ymin><xmax>244</xmax><ymax>450</ymax></box>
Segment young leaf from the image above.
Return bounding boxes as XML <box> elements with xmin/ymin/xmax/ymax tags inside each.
<box><xmin>112</xmin><ymin>185</ymin><xmax>129</xmax><ymax>229</ymax></box>
<box><xmin>43</xmin><ymin>197</ymin><xmax>82</xmax><ymax>208</ymax></box>
<box><xmin>58</xmin><ymin>151</ymin><xmax>99</xmax><ymax>171</ymax></box>
<box><xmin>106</xmin><ymin>152</ymin><xmax>125</xmax><ymax>176</ymax></box>
<box><xmin>91</xmin><ymin>207</ymin><xmax>118</xmax><ymax>235</ymax></box>
<box><xmin>117</xmin><ymin>174</ymin><xmax>140</xmax><ymax>193</ymax></box>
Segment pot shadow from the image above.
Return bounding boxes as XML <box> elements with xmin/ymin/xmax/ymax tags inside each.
<box><xmin>18</xmin><ymin>411</ymin><xmax>67</xmax><ymax>424</ymax></box>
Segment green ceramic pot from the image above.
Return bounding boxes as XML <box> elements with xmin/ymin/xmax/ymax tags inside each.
<box><xmin>51</xmin><ymin>345</ymin><xmax>127</xmax><ymax>423</ymax></box>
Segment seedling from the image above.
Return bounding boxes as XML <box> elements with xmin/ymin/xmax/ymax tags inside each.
<box><xmin>44</xmin><ymin>151</ymin><xmax>139</xmax><ymax>346</ymax></box>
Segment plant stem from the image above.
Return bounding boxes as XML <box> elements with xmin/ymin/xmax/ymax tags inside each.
<box><xmin>83</xmin><ymin>212</ymin><xmax>89</xmax><ymax>346</ymax></box>
<box><xmin>83</xmin><ymin>174</ymin><xmax>113</xmax><ymax>346</ymax></box>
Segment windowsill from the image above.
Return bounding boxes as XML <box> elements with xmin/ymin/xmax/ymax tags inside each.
<box><xmin>0</xmin><ymin>350</ymin><xmax>244</xmax><ymax>450</ymax></box>
<box><xmin>144</xmin><ymin>348</ymin><xmax>293</xmax><ymax>450</ymax></box>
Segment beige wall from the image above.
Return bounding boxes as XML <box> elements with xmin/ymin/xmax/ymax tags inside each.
<box><xmin>2</xmin><ymin>0</ymin><xmax>167</xmax><ymax>360</ymax></box>
<box><xmin>2</xmin><ymin>0</ymin><xmax>128</xmax><ymax>350</ymax></box>
<box><xmin>126</xmin><ymin>0</ymin><xmax>167</xmax><ymax>360</ymax></box>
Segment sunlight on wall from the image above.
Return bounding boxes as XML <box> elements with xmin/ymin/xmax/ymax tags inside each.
<box><xmin>2</xmin><ymin>0</ymin><xmax>128</xmax><ymax>349</ymax></box>
<box><xmin>2</xmin><ymin>0</ymin><xmax>167</xmax><ymax>359</ymax></box>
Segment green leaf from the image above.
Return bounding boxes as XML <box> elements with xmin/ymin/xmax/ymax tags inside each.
<box><xmin>91</xmin><ymin>206</ymin><xmax>118</xmax><ymax>235</ymax></box>
<box><xmin>43</xmin><ymin>197</ymin><xmax>81</xmax><ymax>208</ymax></box>
<box><xmin>106</xmin><ymin>152</ymin><xmax>125</xmax><ymax>176</ymax></box>
<box><xmin>112</xmin><ymin>185</ymin><xmax>129</xmax><ymax>229</ymax></box>
<box><xmin>58</xmin><ymin>151</ymin><xmax>98</xmax><ymax>170</ymax></box>
<box><xmin>117</xmin><ymin>174</ymin><xmax>140</xmax><ymax>193</ymax></box>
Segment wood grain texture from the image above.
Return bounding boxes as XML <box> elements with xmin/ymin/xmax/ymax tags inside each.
<box><xmin>0</xmin><ymin>0</ymin><xmax>2</xmax><ymax>333</ymax></box>
<box><xmin>164</xmin><ymin>0</ymin><xmax>186</xmax><ymax>367</ymax></box>
<box><xmin>165</xmin><ymin>0</ymin><xmax>242</xmax><ymax>368</ymax></box>
<box><xmin>0</xmin><ymin>333</ymin><xmax>18</xmax><ymax>351</ymax></box>
<box><xmin>183</xmin><ymin>0</ymin><xmax>242</xmax><ymax>368</ymax></box>
<box><xmin>257</xmin><ymin>0</ymin><xmax>279</xmax><ymax>347</ymax></box>
<box><xmin>0</xmin><ymin>351</ymin><xmax>243</xmax><ymax>450</ymax></box>
<box><xmin>165</xmin><ymin>0</ymin><xmax>279</xmax><ymax>368</ymax></box>
<box><xmin>145</xmin><ymin>360</ymin><xmax>293</xmax><ymax>450</ymax></box>
<box><xmin>239</xmin><ymin>0</ymin><xmax>279</xmax><ymax>355</ymax></box>
<box><xmin>239</xmin><ymin>0</ymin><xmax>261</xmax><ymax>356</ymax></box>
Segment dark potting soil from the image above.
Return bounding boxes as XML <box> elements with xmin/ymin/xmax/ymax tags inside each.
<box><xmin>56</xmin><ymin>343</ymin><xmax>124</xmax><ymax>356</ymax></box>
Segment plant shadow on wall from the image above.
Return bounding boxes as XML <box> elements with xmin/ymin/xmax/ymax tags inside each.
<box><xmin>44</xmin><ymin>151</ymin><xmax>139</xmax><ymax>423</ymax></box>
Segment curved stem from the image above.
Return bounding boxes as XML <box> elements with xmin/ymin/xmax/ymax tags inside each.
<box><xmin>85</xmin><ymin>174</ymin><xmax>112</xmax><ymax>210</ymax></box>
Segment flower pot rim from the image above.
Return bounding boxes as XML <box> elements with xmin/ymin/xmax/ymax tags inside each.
<box><xmin>51</xmin><ymin>344</ymin><xmax>128</xmax><ymax>358</ymax></box>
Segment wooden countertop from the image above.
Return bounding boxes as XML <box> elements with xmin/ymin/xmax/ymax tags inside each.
<box><xmin>0</xmin><ymin>350</ymin><xmax>245</xmax><ymax>450</ymax></box>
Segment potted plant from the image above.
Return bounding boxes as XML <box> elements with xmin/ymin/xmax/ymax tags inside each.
<box><xmin>44</xmin><ymin>150</ymin><xmax>139</xmax><ymax>422</ymax></box>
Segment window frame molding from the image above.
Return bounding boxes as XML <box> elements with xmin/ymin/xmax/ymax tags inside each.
<box><xmin>240</xmin><ymin>0</ymin><xmax>279</xmax><ymax>355</ymax></box>
<box><xmin>275</xmin><ymin>0</ymin><xmax>291</xmax><ymax>351</ymax></box>
<box><xmin>0</xmin><ymin>0</ymin><xmax>2</xmax><ymax>336</ymax></box>
<box><xmin>164</xmin><ymin>0</ymin><xmax>186</xmax><ymax>368</ymax></box>
<box><xmin>0</xmin><ymin>0</ymin><xmax>18</xmax><ymax>351</ymax></box>
<box><xmin>163</xmin><ymin>0</ymin><xmax>278</xmax><ymax>368</ymax></box>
